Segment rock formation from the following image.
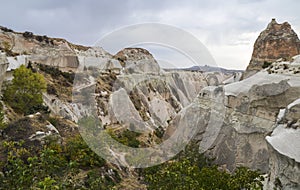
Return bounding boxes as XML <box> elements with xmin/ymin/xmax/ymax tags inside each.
<box><xmin>265</xmin><ymin>99</ymin><xmax>300</xmax><ymax>189</ymax></box>
<box><xmin>243</xmin><ymin>19</ymin><xmax>300</xmax><ymax>79</ymax></box>
<box><xmin>0</xmin><ymin>27</ymin><xmax>83</xmax><ymax>70</ymax></box>
<box><xmin>181</xmin><ymin>21</ymin><xmax>300</xmax><ymax>188</ymax></box>
<box><xmin>165</xmin><ymin>65</ymin><xmax>300</xmax><ymax>174</ymax></box>
<box><xmin>114</xmin><ymin>48</ymin><xmax>161</xmax><ymax>74</ymax></box>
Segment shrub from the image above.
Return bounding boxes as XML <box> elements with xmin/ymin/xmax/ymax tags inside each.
<box><xmin>0</xmin><ymin>26</ymin><xmax>13</xmax><ymax>32</ymax></box>
<box><xmin>2</xmin><ymin>65</ymin><xmax>47</xmax><ymax>115</ymax></box>
<box><xmin>262</xmin><ymin>61</ymin><xmax>272</xmax><ymax>69</ymax></box>
<box><xmin>108</xmin><ymin>129</ymin><xmax>141</xmax><ymax>148</ymax></box>
<box><xmin>47</xmin><ymin>84</ymin><xmax>57</xmax><ymax>95</ymax></box>
<box><xmin>0</xmin><ymin>136</ymin><xmax>111</xmax><ymax>189</ymax></box>
<box><xmin>23</xmin><ymin>31</ymin><xmax>34</xmax><ymax>38</ymax></box>
<box><xmin>38</xmin><ymin>64</ymin><xmax>75</xmax><ymax>84</ymax></box>
<box><xmin>65</xmin><ymin>135</ymin><xmax>106</xmax><ymax>168</ymax></box>
<box><xmin>154</xmin><ymin>126</ymin><xmax>165</xmax><ymax>138</ymax></box>
<box><xmin>283</xmin><ymin>64</ymin><xmax>288</xmax><ymax>70</ymax></box>
<box><xmin>85</xmin><ymin>169</ymin><xmax>121</xmax><ymax>190</ymax></box>
<box><xmin>144</xmin><ymin>141</ymin><xmax>263</xmax><ymax>190</ymax></box>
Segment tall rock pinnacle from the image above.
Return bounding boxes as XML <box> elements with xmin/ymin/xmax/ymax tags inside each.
<box><xmin>242</xmin><ymin>18</ymin><xmax>300</xmax><ymax>79</ymax></box>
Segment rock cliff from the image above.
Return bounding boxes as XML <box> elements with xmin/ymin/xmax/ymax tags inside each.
<box><xmin>0</xmin><ymin>26</ymin><xmax>85</xmax><ymax>70</ymax></box>
<box><xmin>166</xmin><ymin>64</ymin><xmax>300</xmax><ymax>174</ymax></box>
<box><xmin>265</xmin><ymin>99</ymin><xmax>300</xmax><ymax>189</ymax></box>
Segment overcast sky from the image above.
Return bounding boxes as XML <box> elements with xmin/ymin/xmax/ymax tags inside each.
<box><xmin>1</xmin><ymin>0</ymin><xmax>299</xmax><ymax>69</ymax></box>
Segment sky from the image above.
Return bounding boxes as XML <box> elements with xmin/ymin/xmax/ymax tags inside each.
<box><xmin>0</xmin><ymin>0</ymin><xmax>300</xmax><ymax>70</ymax></box>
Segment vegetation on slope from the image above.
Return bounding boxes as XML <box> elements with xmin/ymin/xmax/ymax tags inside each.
<box><xmin>143</xmin><ymin>142</ymin><xmax>264</xmax><ymax>190</ymax></box>
<box><xmin>0</xmin><ymin>135</ymin><xmax>120</xmax><ymax>189</ymax></box>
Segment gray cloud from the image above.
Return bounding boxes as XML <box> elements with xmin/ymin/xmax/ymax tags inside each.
<box><xmin>0</xmin><ymin>0</ymin><xmax>299</xmax><ymax>69</ymax></box>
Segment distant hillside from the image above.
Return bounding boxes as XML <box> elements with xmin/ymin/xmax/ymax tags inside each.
<box><xmin>164</xmin><ymin>65</ymin><xmax>243</xmax><ymax>74</ymax></box>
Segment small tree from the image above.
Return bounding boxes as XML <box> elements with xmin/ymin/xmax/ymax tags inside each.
<box><xmin>3</xmin><ymin>65</ymin><xmax>46</xmax><ymax>115</ymax></box>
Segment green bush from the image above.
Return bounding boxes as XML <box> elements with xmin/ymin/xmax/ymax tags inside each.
<box><xmin>108</xmin><ymin>129</ymin><xmax>141</xmax><ymax>148</ymax></box>
<box><xmin>37</xmin><ymin>176</ymin><xmax>59</xmax><ymax>190</ymax></box>
<box><xmin>0</xmin><ymin>135</ymin><xmax>111</xmax><ymax>189</ymax></box>
<box><xmin>144</xmin><ymin>141</ymin><xmax>263</xmax><ymax>190</ymax></box>
<box><xmin>85</xmin><ymin>169</ymin><xmax>121</xmax><ymax>190</ymax></box>
<box><xmin>65</xmin><ymin>135</ymin><xmax>106</xmax><ymax>168</ymax></box>
<box><xmin>3</xmin><ymin>65</ymin><xmax>47</xmax><ymax>115</ymax></box>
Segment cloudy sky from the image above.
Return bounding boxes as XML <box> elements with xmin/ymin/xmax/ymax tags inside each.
<box><xmin>1</xmin><ymin>0</ymin><xmax>299</xmax><ymax>69</ymax></box>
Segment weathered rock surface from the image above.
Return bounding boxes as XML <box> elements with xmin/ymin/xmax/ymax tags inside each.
<box><xmin>0</xmin><ymin>52</ymin><xmax>8</xmax><ymax>86</ymax></box>
<box><xmin>77</xmin><ymin>47</ymin><xmax>122</xmax><ymax>71</ymax></box>
<box><xmin>265</xmin><ymin>99</ymin><xmax>300</xmax><ymax>189</ymax></box>
<box><xmin>0</xmin><ymin>27</ymin><xmax>89</xmax><ymax>70</ymax></box>
<box><xmin>115</xmin><ymin>48</ymin><xmax>160</xmax><ymax>74</ymax></box>
<box><xmin>101</xmin><ymin>70</ymin><xmax>230</xmax><ymax>131</ymax></box>
<box><xmin>0</xmin><ymin>27</ymin><xmax>166</xmax><ymax>75</ymax></box>
<box><xmin>109</xmin><ymin>88</ymin><xmax>153</xmax><ymax>132</ymax></box>
<box><xmin>177</xmin><ymin>68</ymin><xmax>300</xmax><ymax>174</ymax></box>
<box><xmin>243</xmin><ymin>19</ymin><xmax>300</xmax><ymax>79</ymax></box>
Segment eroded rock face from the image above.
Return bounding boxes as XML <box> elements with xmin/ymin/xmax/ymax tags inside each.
<box><xmin>77</xmin><ymin>47</ymin><xmax>122</xmax><ymax>72</ymax></box>
<box><xmin>109</xmin><ymin>88</ymin><xmax>153</xmax><ymax>132</ymax></box>
<box><xmin>265</xmin><ymin>99</ymin><xmax>300</xmax><ymax>189</ymax></box>
<box><xmin>102</xmin><ymin>70</ymin><xmax>230</xmax><ymax>130</ymax></box>
<box><xmin>115</xmin><ymin>48</ymin><xmax>160</xmax><ymax>74</ymax></box>
<box><xmin>0</xmin><ymin>27</ymin><xmax>82</xmax><ymax>69</ymax></box>
<box><xmin>186</xmin><ymin>69</ymin><xmax>300</xmax><ymax>173</ymax></box>
<box><xmin>243</xmin><ymin>19</ymin><xmax>300</xmax><ymax>79</ymax></box>
<box><xmin>0</xmin><ymin>52</ymin><xmax>8</xmax><ymax>87</ymax></box>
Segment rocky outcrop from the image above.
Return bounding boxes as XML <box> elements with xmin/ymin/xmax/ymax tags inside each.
<box><xmin>265</xmin><ymin>99</ymin><xmax>300</xmax><ymax>189</ymax></box>
<box><xmin>115</xmin><ymin>48</ymin><xmax>160</xmax><ymax>74</ymax></box>
<box><xmin>93</xmin><ymin>70</ymin><xmax>230</xmax><ymax>130</ymax></box>
<box><xmin>77</xmin><ymin>47</ymin><xmax>122</xmax><ymax>72</ymax></box>
<box><xmin>179</xmin><ymin>64</ymin><xmax>300</xmax><ymax>173</ymax></box>
<box><xmin>0</xmin><ymin>27</ymin><xmax>83</xmax><ymax>70</ymax></box>
<box><xmin>243</xmin><ymin>19</ymin><xmax>300</xmax><ymax>79</ymax></box>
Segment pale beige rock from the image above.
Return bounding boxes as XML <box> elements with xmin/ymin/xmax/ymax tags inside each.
<box><xmin>265</xmin><ymin>99</ymin><xmax>300</xmax><ymax>189</ymax></box>
<box><xmin>0</xmin><ymin>52</ymin><xmax>8</xmax><ymax>87</ymax></box>
<box><xmin>186</xmin><ymin>70</ymin><xmax>300</xmax><ymax>173</ymax></box>
<box><xmin>115</xmin><ymin>48</ymin><xmax>160</xmax><ymax>74</ymax></box>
